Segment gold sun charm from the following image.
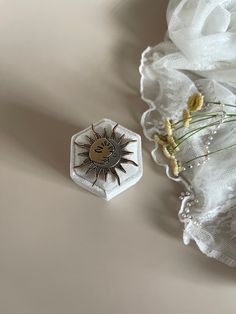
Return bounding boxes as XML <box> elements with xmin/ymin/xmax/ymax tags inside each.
<box><xmin>74</xmin><ymin>124</ymin><xmax>138</xmax><ymax>186</ymax></box>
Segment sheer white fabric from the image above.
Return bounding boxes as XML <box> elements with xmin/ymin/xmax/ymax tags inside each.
<box><xmin>140</xmin><ymin>0</ymin><xmax>236</xmax><ymax>266</ymax></box>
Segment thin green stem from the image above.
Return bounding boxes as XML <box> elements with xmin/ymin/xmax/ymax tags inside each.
<box><xmin>175</xmin><ymin>114</ymin><xmax>236</xmax><ymax>132</ymax></box>
<box><xmin>208</xmin><ymin>101</ymin><xmax>236</xmax><ymax>109</ymax></box>
<box><xmin>175</xmin><ymin>124</ymin><xmax>216</xmax><ymax>149</ymax></box>
<box><xmin>174</xmin><ymin>112</ymin><xmax>236</xmax><ymax>128</ymax></box>
<box><xmin>184</xmin><ymin>142</ymin><xmax>236</xmax><ymax>165</ymax></box>
<box><xmin>175</xmin><ymin>115</ymin><xmax>218</xmax><ymax>131</ymax></box>
<box><xmin>175</xmin><ymin>116</ymin><xmax>236</xmax><ymax>149</ymax></box>
<box><xmin>174</xmin><ymin>112</ymin><xmax>224</xmax><ymax>126</ymax></box>
<box><xmin>175</xmin><ymin>117</ymin><xmax>236</xmax><ymax>152</ymax></box>
<box><xmin>177</xmin><ymin>120</ymin><xmax>220</xmax><ymax>142</ymax></box>
<box><xmin>221</xmin><ymin>118</ymin><xmax>236</xmax><ymax>125</ymax></box>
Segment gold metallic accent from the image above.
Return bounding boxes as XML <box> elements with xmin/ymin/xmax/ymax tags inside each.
<box><xmin>74</xmin><ymin>123</ymin><xmax>138</xmax><ymax>186</ymax></box>
<box><xmin>89</xmin><ymin>138</ymin><xmax>114</xmax><ymax>164</ymax></box>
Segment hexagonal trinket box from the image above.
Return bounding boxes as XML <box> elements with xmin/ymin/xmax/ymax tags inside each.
<box><xmin>70</xmin><ymin>118</ymin><xmax>143</xmax><ymax>200</ymax></box>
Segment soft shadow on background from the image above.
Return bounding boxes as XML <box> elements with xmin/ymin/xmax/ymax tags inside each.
<box><xmin>110</xmin><ymin>0</ymin><xmax>169</xmax><ymax>164</ymax></box>
<box><xmin>112</xmin><ymin>0</ymin><xmax>167</xmax><ymax>88</ymax></box>
<box><xmin>111</xmin><ymin>0</ymin><xmax>182</xmax><ymax>239</ymax></box>
<box><xmin>111</xmin><ymin>0</ymin><xmax>181</xmax><ymax>236</ymax></box>
<box><xmin>0</xmin><ymin>0</ymin><xmax>235</xmax><ymax>284</ymax></box>
<box><xmin>110</xmin><ymin>0</ymin><xmax>168</xmax><ymax>135</ymax></box>
<box><xmin>111</xmin><ymin>0</ymin><xmax>236</xmax><ymax>280</ymax></box>
<box><xmin>0</xmin><ymin>2</ymin><xmax>236</xmax><ymax>314</ymax></box>
<box><xmin>0</xmin><ymin>96</ymin><xmax>80</xmax><ymax>182</ymax></box>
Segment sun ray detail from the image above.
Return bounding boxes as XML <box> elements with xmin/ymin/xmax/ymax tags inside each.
<box><xmin>74</xmin><ymin>124</ymin><xmax>138</xmax><ymax>185</ymax></box>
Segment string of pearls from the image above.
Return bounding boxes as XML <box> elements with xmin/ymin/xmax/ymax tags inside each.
<box><xmin>182</xmin><ymin>84</ymin><xmax>226</xmax><ymax>171</ymax></box>
<box><xmin>179</xmin><ymin>83</ymin><xmax>218</xmax><ymax>227</ymax></box>
<box><xmin>179</xmin><ymin>191</ymin><xmax>202</xmax><ymax>226</ymax></box>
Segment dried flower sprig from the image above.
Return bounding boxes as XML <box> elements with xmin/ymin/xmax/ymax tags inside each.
<box><xmin>164</xmin><ymin>118</ymin><xmax>173</xmax><ymax>136</ymax></box>
<box><xmin>154</xmin><ymin>92</ymin><xmax>236</xmax><ymax>177</ymax></box>
<box><xmin>187</xmin><ymin>93</ymin><xmax>204</xmax><ymax>112</ymax></box>
<box><xmin>183</xmin><ymin>142</ymin><xmax>236</xmax><ymax>166</ymax></box>
<box><xmin>154</xmin><ymin>134</ymin><xmax>168</xmax><ymax>146</ymax></box>
<box><xmin>182</xmin><ymin>109</ymin><xmax>192</xmax><ymax>128</ymax></box>
<box><xmin>167</xmin><ymin>135</ymin><xmax>180</xmax><ymax>152</ymax></box>
<box><xmin>170</xmin><ymin>158</ymin><xmax>182</xmax><ymax>177</ymax></box>
<box><xmin>162</xmin><ymin>146</ymin><xmax>174</xmax><ymax>160</ymax></box>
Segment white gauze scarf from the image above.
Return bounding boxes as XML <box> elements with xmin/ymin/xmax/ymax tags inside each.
<box><xmin>140</xmin><ymin>0</ymin><xmax>236</xmax><ymax>267</ymax></box>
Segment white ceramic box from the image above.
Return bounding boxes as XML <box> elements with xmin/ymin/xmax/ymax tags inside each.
<box><xmin>70</xmin><ymin>118</ymin><xmax>143</xmax><ymax>200</ymax></box>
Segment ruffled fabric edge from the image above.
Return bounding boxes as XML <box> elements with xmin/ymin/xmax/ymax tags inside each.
<box><xmin>139</xmin><ymin>47</ymin><xmax>236</xmax><ymax>267</ymax></box>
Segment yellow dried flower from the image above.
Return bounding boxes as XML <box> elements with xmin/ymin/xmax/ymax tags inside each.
<box><xmin>187</xmin><ymin>93</ymin><xmax>204</xmax><ymax>112</ymax></box>
<box><xmin>164</xmin><ymin>118</ymin><xmax>173</xmax><ymax>136</ymax></box>
<box><xmin>178</xmin><ymin>161</ymin><xmax>183</xmax><ymax>173</ymax></box>
<box><xmin>154</xmin><ymin>134</ymin><xmax>168</xmax><ymax>146</ymax></box>
<box><xmin>162</xmin><ymin>146</ymin><xmax>175</xmax><ymax>160</ymax></box>
<box><xmin>170</xmin><ymin>119</ymin><xmax>175</xmax><ymax>131</ymax></box>
<box><xmin>167</xmin><ymin>136</ymin><xmax>180</xmax><ymax>152</ymax></box>
<box><xmin>182</xmin><ymin>109</ymin><xmax>192</xmax><ymax>128</ymax></box>
<box><xmin>170</xmin><ymin>158</ymin><xmax>179</xmax><ymax>176</ymax></box>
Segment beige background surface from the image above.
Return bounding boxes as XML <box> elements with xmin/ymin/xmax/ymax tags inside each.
<box><xmin>0</xmin><ymin>1</ymin><xmax>235</xmax><ymax>314</ymax></box>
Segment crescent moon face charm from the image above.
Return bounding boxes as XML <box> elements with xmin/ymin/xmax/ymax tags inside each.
<box><xmin>74</xmin><ymin>123</ymin><xmax>138</xmax><ymax>186</ymax></box>
<box><xmin>89</xmin><ymin>138</ymin><xmax>114</xmax><ymax>164</ymax></box>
